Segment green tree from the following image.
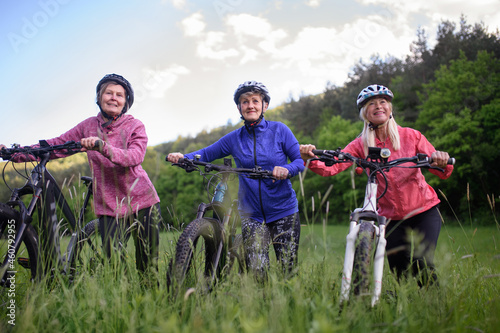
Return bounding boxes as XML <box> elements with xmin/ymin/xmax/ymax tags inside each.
<box><xmin>416</xmin><ymin>50</ymin><xmax>500</xmax><ymax>217</ymax></box>
<box><xmin>299</xmin><ymin>116</ymin><xmax>364</xmax><ymax>223</ymax></box>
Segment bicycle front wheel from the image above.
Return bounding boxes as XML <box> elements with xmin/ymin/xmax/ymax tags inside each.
<box><xmin>167</xmin><ymin>218</ymin><xmax>223</xmax><ymax>293</ymax></box>
<box><xmin>0</xmin><ymin>202</ymin><xmax>41</xmax><ymax>290</ymax></box>
<box><xmin>227</xmin><ymin>234</ymin><xmax>245</xmax><ymax>274</ymax></box>
<box><xmin>352</xmin><ymin>221</ymin><xmax>376</xmax><ymax>296</ymax></box>
<box><xmin>67</xmin><ymin>219</ymin><xmax>102</xmax><ymax>279</ymax></box>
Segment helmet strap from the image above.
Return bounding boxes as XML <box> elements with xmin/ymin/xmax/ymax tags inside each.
<box><xmin>239</xmin><ymin>101</ymin><xmax>266</xmax><ymax>127</ymax></box>
<box><xmin>368</xmin><ymin>114</ymin><xmax>392</xmax><ymax>131</ymax></box>
<box><xmin>100</xmin><ymin>109</ymin><xmax>124</xmax><ymax>128</ymax></box>
<box><xmin>241</xmin><ymin>113</ymin><xmax>264</xmax><ymax>127</ymax></box>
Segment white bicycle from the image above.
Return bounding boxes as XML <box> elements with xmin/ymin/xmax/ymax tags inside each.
<box><xmin>310</xmin><ymin>147</ymin><xmax>454</xmax><ymax>306</ymax></box>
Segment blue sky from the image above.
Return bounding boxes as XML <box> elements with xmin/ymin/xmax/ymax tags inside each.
<box><xmin>1</xmin><ymin>0</ymin><xmax>498</xmax><ymax>146</ymax></box>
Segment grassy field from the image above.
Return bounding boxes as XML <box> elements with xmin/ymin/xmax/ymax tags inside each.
<box><xmin>1</xmin><ymin>222</ymin><xmax>499</xmax><ymax>333</ymax></box>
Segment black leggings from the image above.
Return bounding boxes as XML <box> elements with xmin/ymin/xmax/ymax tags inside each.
<box><xmin>385</xmin><ymin>205</ymin><xmax>442</xmax><ymax>285</ymax></box>
<box><xmin>241</xmin><ymin>212</ymin><xmax>300</xmax><ymax>279</ymax></box>
<box><xmin>98</xmin><ymin>203</ymin><xmax>161</xmax><ymax>272</ymax></box>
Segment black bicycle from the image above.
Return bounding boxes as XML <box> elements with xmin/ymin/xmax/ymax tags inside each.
<box><xmin>0</xmin><ymin>140</ymin><xmax>102</xmax><ymax>292</ymax></box>
<box><xmin>165</xmin><ymin>155</ymin><xmax>278</xmax><ymax>294</ymax></box>
<box><xmin>310</xmin><ymin>147</ymin><xmax>454</xmax><ymax>305</ymax></box>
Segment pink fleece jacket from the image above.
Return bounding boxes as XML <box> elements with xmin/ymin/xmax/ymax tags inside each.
<box><xmin>15</xmin><ymin>113</ymin><xmax>160</xmax><ymax>218</ymax></box>
<box><xmin>307</xmin><ymin>126</ymin><xmax>453</xmax><ymax>220</ymax></box>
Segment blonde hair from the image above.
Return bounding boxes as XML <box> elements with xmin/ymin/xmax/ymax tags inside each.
<box><xmin>358</xmin><ymin>100</ymin><xmax>400</xmax><ymax>157</ymax></box>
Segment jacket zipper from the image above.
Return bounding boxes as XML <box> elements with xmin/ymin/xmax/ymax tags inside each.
<box><xmin>251</xmin><ymin>127</ymin><xmax>267</xmax><ymax>222</ymax></box>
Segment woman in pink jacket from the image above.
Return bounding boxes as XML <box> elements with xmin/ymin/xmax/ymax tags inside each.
<box><xmin>300</xmin><ymin>84</ymin><xmax>453</xmax><ymax>287</ymax></box>
<box><xmin>1</xmin><ymin>74</ymin><xmax>161</xmax><ymax>276</ymax></box>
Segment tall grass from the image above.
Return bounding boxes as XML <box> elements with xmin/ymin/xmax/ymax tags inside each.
<box><xmin>1</xmin><ymin>222</ymin><xmax>499</xmax><ymax>333</ymax></box>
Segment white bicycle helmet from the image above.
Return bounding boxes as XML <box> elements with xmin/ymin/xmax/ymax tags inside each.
<box><xmin>356</xmin><ymin>84</ymin><xmax>393</xmax><ymax>110</ymax></box>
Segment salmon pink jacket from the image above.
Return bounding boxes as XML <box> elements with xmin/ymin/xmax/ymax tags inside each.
<box><xmin>307</xmin><ymin>126</ymin><xmax>453</xmax><ymax>220</ymax></box>
<box><xmin>12</xmin><ymin>113</ymin><xmax>160</xmax><ymax>218</ymax></box>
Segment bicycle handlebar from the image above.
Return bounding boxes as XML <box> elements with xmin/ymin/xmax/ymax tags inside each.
<box><xmin>172</xmin><ymin>157</ymin><xmax>279</xmax><ymax>180</ymax></box>
<box><xmin>311</xmin><ymin>148</ymin><xmax>455</xmax><ymax>172</ymax></box>
<box><xmin>0</xmin><ymin>140</ymin><xmax>103</xmax><ymax>160</ymax></box>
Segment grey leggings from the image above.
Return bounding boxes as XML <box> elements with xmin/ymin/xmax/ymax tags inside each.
<box><xmin>241</xmin><ymin>212</ymin><xmax>300</xmax><ymax>279</ymax></box>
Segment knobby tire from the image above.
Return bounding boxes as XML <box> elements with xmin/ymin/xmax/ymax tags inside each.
<box><xmin>167</xmin><ymin>218</ymin><xmax>222</xmax><ymax>294</ymax></box>
<box><xmin>228</xmin><ymin>234</ymin><xmax>245</xmax><ymax>274</ymax></box>
<box><xmin>0</xmin><ymin>202</ymin><xmax>41</xmax><ymax>305</ymax></box>
<box><xmin>67</xmin><ymin>219</ymin><xmax>102</xmax><ymax>279</ymax></box>
<box><xmin>352</xmin><ymin>222</ymin><xmax>376</xmax><ymax>296</ymax></box>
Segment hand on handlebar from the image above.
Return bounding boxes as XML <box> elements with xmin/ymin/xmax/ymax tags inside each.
<box><xmin>430</xmin><ymin>151</ymin><xmax>451</xmax><ymax>168</ymax></box>
<box><xmin>80</xmin><ymin>137</ymin><xmax>103</xmax><ymax>152</ymax></box>
<box><xmin>167</xmin><ymin>152</ymin><xmax>184</xmax><ymax>164</ymax></box>
<box><xmin>272</xmin><ymin>166</ymin><xmax>289</xmax><ymax>181</ymax></box>
<box><xmin>300</xmin><ymin>144</ymin><xmax>317</xmax><ymax>162</ymax></box>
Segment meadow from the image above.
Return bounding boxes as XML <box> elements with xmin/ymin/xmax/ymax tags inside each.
<box><xmin>1</xmin><ymin>220</ymin><xmax>499</xmax><ymax>333</ymax></box>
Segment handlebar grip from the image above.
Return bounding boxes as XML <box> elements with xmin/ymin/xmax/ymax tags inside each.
<box><xmin>311</xmin><ymin>149</ymin><xmax>324</xmax><ymax>155</ymax></box>
<box><xmin>428</xmin><ymin>157</ymin><xmax>455</xmax><ymax>165</ymax></box>
<box><xmin>94</xmin><ymin>140</ymin><xmax>103</xmax><ymax>150</ymax></box>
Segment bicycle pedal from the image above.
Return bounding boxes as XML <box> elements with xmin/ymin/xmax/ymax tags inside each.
<box><xmin>18</xmin><ymin>257</ymin><xmax>31</xmax><ymax>269</ymax></box>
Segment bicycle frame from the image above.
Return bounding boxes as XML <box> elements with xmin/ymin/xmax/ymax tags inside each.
<box><xmin>1</xmin><ymin>150</ymin><xmax>93</xmax><ymax>282</ymax></box>
<box><xmin>340</xmin><ymin>173</ymin><xmax>387</xmax><ymax>306</ymax></box>
<box><xmin>167</xmin><ymin>156</ymin><xmax>277</xmax><ymax>290</ymax></box>
<box><xmin>192</xmin><ymin>158</ymin><xmax>240</xmax><ymax>279</ymax></box>
<box><xmin>311</xmin><ymin>146</ymin><xmax>454</xmax><ymax>306</ymax></box>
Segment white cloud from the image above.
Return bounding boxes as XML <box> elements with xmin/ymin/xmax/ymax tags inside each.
<box><xmin>305</xmin><ymin>0</ymin><xmax>321</xmax><ymax>7</ymax></box>
<box><xmin>181</xmin><ymin>12</ymin><xmax>206</xmax><ymax>36</ymax></box>
<box><xmin>226</xmin><ymin>13</ymin><xmax>288</xmax><ymax>54</ymax></box>
<box><xmin>168</xmin><ymin>0</ymin><xmax>186</xmax><ymax>10</ymax></box>
<box><xmin>196</xmin><ymin>31</ymin><xmax>239</xmax><ymax>60</ymax></box>
<box><xmin>139</xmin><ymin>64</ymin><xmax>190</xmax><ymax>99</ymax></box>
<box><xmin>226</xmin><ymin>14</ymin><xmax>274</xmax><ymax>38</ymax></box>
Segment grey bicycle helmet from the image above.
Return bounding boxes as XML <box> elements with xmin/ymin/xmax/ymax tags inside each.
<box><xmin>233</xmin><ymin>81</ymin><xmax>271</xmax><ymax>105</ymax></box>
<box><xmin>356</xmin><ymin>84</ymin><xmax>393</xmax><ymax>110</ymax></box>
<box><xmin>96</xmin><ymin>73</ymin><xmax>134</xmax><ymax>111</ymax></box>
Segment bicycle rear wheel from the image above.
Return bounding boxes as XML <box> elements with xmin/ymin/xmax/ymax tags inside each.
<box><xmin>67</xmin><ymin>219</ymin><xmax>102</xmax><ymax>279</ymax></box>
<box><xmin>352</xmin><ymin>221</ymin><xmax>376</xmax><ymax>296</ymax></box>
<box><xmin>0</xmin><ymin>202</ymin><xmax>41</xmax><ymax>291</ymax></box>
<box><xmin>167</xmin><ymin>218</ymin><xmax>223</xmax><ymax>294</ymax></box>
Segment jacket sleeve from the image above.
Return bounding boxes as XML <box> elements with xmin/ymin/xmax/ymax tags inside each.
<box><xmin>185</xmin><ymin>132</ymin><xmax>233</xmax><ymax>162</ymax></box>
<box><xmin>9</xmin><ymin>121</ymin><xmax>86</xmax><ymax>162</ymax></box>
<box><xmin>306</xmin><ymin>139</ymin><xmax>362</xmax><ymax>177</ymax></box>
<box><xmin>414</xmin><ymin>130</ymin><xmax>454</xmax><ymax>179</ymax></box>
<box><xmin>281</xmin><ymin>125</ymin><xmax>305</xmax><ymax>177</ymax></box>
<box><xmin>100</xmin><ymin>120</ymin><xmax>148</xmax><ymax>167</ymax></box>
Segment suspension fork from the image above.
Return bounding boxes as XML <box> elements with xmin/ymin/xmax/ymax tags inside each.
<box><xmin>340</xmin><ymin>178</ymin><xmax>388</xmax><ymax>305</ymax></box>
<box><xmin>372</xmin><ymin>217</ymin><xmax>387</xmax><ymax>306</ymax></box>
<box><xmin>340</xmin><ymin>215</ymin><xmax>361</xmax><ymax>302</ymax></box>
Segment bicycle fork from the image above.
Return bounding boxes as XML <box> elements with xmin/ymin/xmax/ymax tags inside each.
<box><xmin>340</xmin><ymin>182</ymin><xmax>387</xmax><ymax>306</ymax></box>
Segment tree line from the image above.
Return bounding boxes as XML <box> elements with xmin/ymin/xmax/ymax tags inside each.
<box><xmin>1</xmin><ymin>16</ymin><xmax>498</xmax><ymax>227</ymax></box>
<box><xmin>154</xmin><ymin>16</ymin><xmax>500</xmax><ymax>226</ymax></box>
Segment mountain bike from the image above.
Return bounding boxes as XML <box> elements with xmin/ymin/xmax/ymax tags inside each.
<box><xmin>310</xmin><ymin>147</ymin><xmax>455</xmax><ymax>306</ymax></box>
<box><xmin>165</xmin><ymin>155</ymin><xmax>278</xmax><ymax>294</ymax></box>
<box><xmin>0</xmin><ymin>140</ymin><xmax>102</xmax><ymax>291</ymax></box>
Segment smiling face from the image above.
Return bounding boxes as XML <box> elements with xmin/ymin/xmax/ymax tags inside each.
<box><xmin>238</xmin><ymin>92</ymin><xmax>267</xmax><ymax>123</ymax></box>
<box><xmin>364</xmin><ymin>96</ymin><xmax>392</xmax><ymax>126</ymax></box>
<box><xmin>99</xmin><ymin>83</ymin><xmax>127</xmax><ymax>117</ymax></box>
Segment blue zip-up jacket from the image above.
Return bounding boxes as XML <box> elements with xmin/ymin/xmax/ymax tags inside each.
<box><xmin>185</xmin><ymin>119</ymin><xmax>304</xmax><ymax>223</ymax></box>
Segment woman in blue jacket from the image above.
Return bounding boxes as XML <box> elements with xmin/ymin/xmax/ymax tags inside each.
<box><xmin>167</xmin><ymin>81</ymin><xmax>304</xmax><ymax>280</ymax></box>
